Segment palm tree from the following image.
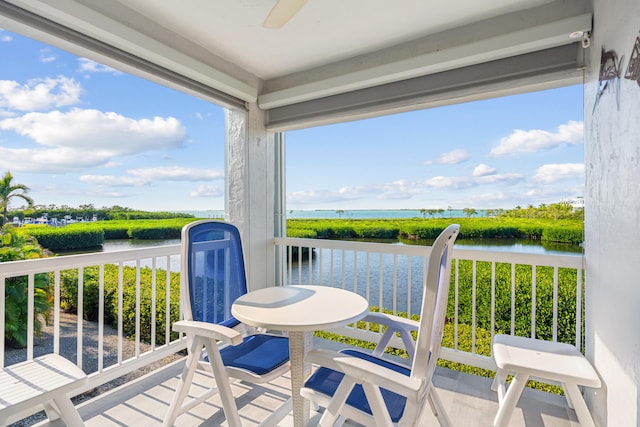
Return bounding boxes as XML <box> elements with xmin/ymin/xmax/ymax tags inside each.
<box><xmin>0</xmin><ymin>171</ymin><xmax>34</xmax><ymax>226</ymax></box>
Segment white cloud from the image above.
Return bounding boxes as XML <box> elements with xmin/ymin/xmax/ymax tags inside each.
<box><xmin>288</xmin><ymin>169</ymin><xmax>526</xmax><ymax>206</ymax></box>
<box><xmin>378</xmin><ymin>191</ymin><xmax>413</xmax><ymax>200</ymax></box>
<box><xmin>424</xmin><ymin>176</ymin><xmax>474</xmax><ymax>189</ymax></box>
<box><xmin>288</xmin><ymin>189</ymin><xmax>338</xmax><ymax>205</ymax></box>
<box><xmin>426</xmin><ymin>149</ymin><xmax>469</xmax><ymax>165</ymax></box>
<box><xmin>525</xmin><ymin>186</ymin><xmax>583</xmax><ymax>204</ymax></box>
<box><xmin>0</xmin><ymin>109</ymin><xmax>186</xmax><ymax>172</ymax></box>
<box><xmin>0</xmin><ymin>29</ymin><xmax>11</xmax><ymax>42</ymax></box>
<box><xmin>0</xmin><ymin>146</ymin><xmax>110</xmax><ymax>172</ymax></box>
<box><xmin>190</xmin><ymin>185</ymin><xmax>224</xmax><ymax>197</ymax></box>
<box><xmin>336</xmin><ymin>186</ymin><xmax>366</xmax><ymax>198</ymax></box>
<box><xmin>475</xmin><ymin>173</ymin><xmax>524</xmax><ymax>185</ymax></box>
<box><xmin>532</xmin><ymin>163</ymin><xmax>584</xmax><ymax>183</ymax></box>
<box><xmin>0</xmin><ymin>76</ymin><xmax>82</xmax><ymax>112</ymax></box>
<box><xmin>472</xmin><ymin>163</ymin><xmax>496</xmax><ymax>177</ymax></box>
<box><xmin>490</xmin><ymin>120</ymin><xmax>583</xmax><ymax>157</ymax></box>
<box><xmin>468</xmin><ymin>192</ymin><xmax>509</xmax><ymax>204</ymax></box>
<box><xmin>418</xmin><ymin>172</ymin><xmax>524</xmax><ymax>191</ymax></box>
<box><xmin>128</xmin><ymin>166</ymin><xmax>224</xmax><ymax>182</ymax></box>
<box><xmin>39</xmin><ymin>49</ymin><xmax>56</xmax><ymax>63</ymax></box>
<box><xmin>0</xmin><ymin>108</ymin><xmax>185</xmax><ymax>154</ymax></box>
<box><xmin>86</xmin><ymin>189</ymin><xmax>131</xmax><ymax>199</ymax></box>
<box><xmin>80</xmin><ymin>175</ymin><xmax>147</xmax><ymax>187</ymax></box>
<box><xmin>77</xmin><ymin>58</ymin><xmax>122</xmax><ymax>75</ymax></box>
<box><xmin>81</xmin><ymin>166</ymin><xmax>224</xmax><ymax>187</ymax></box>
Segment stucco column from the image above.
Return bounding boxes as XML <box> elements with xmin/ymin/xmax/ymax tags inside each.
<box><xmin>585</xmin><ymin>0</ymin><xmax>640</xmax><ymax>425</ymax></box>
<box><xmin>225</xmin><ymin>103</ymin><xmax>278</xmax><ymax>290</ymax></box>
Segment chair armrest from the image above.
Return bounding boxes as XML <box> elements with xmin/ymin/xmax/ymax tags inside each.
<box><xmin>362</xmin><ymin>312</ymin><xmax>419</xmax><ymax>331</ymax></box>
<box><xmin>305</xmin><ymin>348</ymin><xmax>422</xmax><ymax>398</ymax></box>
<box><xmin>362</xmin><ymin>312</ymin><xmax>419</xmax><ymax>360</ymax></box>
<box><xmin>173</xmin><ymin>320</ymin><xmax>243</xmax><ymax>346</ymax></box>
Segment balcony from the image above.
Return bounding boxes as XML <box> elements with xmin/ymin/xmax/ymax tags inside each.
<box><xmin>0</xmin><ymin>239</ymin><xmax>585</xmax><ymax>426</ymax></box>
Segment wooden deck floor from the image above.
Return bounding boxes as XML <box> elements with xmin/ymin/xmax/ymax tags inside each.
<box><xmin>36</xmin><ymin>347</ymin><xmax>582</xmax><ymax>427</ymax></box>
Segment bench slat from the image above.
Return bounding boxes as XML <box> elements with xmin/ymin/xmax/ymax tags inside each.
<box><xmin>0</xmin><ymin>354</ymin><xmax>87</xmax><ymax>424</ymax></box>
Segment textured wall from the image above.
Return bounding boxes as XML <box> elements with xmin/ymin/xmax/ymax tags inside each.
<box><xmin>585</xmin><ymin>0</ymin><xmax>640</xmax><ymax>425</ymax></box>
<box><xmin>225</xmin><ymin>106</ymin><xmax>277</xmax><ymax>290</ymax></box>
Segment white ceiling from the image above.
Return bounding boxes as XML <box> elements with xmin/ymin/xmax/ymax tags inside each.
<box><xmin>0</xmin><ymin>0</ymin><xmax>592</xmax><ymax>125</ymax></box>
<box><xmin>118</xmin><ymin>0</ymin><xmax>557</xmax><ymax>79</ymax></box>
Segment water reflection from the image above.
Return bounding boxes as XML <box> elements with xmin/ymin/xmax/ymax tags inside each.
<box><xmin>58</xmin><ymin>239</ymin><xmax>183</xmax><ymax>272</ymax></box>
<box><xmin>102</xmin><ymin>239</ymin><xmax>181</xmax><ymax>251</ymax></box>
<box><xmin>342</xmin><ymin>237</ymin><xmax>582</xmax><ymax>255</ymax></box>
<box><xmin>453</xmin><ymin>239</ymin><xmax>582</xmax><ymax>255</ymax></box>
<box><xmin>286</xmin><ymin>238</ymin><xmax>581</xmax><ymax>314</ymax></box>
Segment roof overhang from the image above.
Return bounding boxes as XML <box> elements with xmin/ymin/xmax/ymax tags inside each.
<box><xmin>0</xmin><ymin>0</ymin><xmax>592</xmax><ymax>129</ymax></box>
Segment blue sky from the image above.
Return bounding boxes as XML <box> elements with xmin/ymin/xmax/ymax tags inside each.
<box><xmin>0</xmin><ymin>28</ymin><xmax>584</xmax><ymax>212</ymax></box>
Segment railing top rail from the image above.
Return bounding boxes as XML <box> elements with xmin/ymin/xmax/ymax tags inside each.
<box><xmin>274</xmin><ymin>237</ymin><xmax>583</xmax><ymax>269</ymax></box>
<box><xmin>0</xmin><ymin>244</ymin><xmax>181</xmax><ymax>277</ymax></box>
<box><xmin>274</xmin><ymin>237</ymin><xmax>432</xmax><ymax>256</ymax></box>
<box><xmin>452</xmin><ymin>248</ymin><xmax>583</xmax><ymax>268</ymax></box>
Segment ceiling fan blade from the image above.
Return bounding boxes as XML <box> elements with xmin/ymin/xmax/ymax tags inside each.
<box><xmin>263</xmin><ymin>0</ymin><xmax>308</xmax><ymax>29</ymax></box>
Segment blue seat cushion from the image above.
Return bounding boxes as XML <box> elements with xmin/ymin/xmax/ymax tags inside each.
<box><xmin>304</xmin><ymin>349</ymin><xmax>410</xmax><ymax>422</ymax></box>
<box><xmin>217</xmin><ymin>334</ymin><xmax>289</xmax><ymax>375</ymax></box>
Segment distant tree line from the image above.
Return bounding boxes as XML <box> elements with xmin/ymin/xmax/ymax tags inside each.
<box><xmin>415</xmin><ymin>202</ymin><xmax>583</xmax><ymax>220</ymax></box>
<box><xmin>499</xmin><ymin>202</ymin><xmax>583</xmax><ymax>221</ymax></box>
<box><xmin>8</xmin><ymin>204</ymin><xmax>195</xmax><ymax>222</ymax></box>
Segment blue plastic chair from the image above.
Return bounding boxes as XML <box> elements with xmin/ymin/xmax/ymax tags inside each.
<box><xmin>300</xmin><ymin>224</ymin><xmax>460</xmax><ymax>427</ymax></box>
<box><xmin>163</xmin><ymin>220</ymin><xmax>290</xmax><ymax>427</ymax></box>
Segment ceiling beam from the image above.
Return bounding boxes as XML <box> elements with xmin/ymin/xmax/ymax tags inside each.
<box><xmin>266</xmin><ymin>44</ymin><xmax>585</xmax><ymax>131</ymax></box>
<box><xmin>258</xmin><ymin>13</ymin><xmax>591</xmax><ymax>109</ymax></box>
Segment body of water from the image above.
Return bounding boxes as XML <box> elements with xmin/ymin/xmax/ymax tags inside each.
<box><xmin>100</xmin><ymin>209</ymin><xmax>581</xmax><ymax>257</ymax></box>
<box><xmin>97</xmin><ymin>237</ymin><xmax>579</xmax><ymax>314</ymax></box>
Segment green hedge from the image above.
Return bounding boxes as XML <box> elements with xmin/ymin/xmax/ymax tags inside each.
<box><xmin>286</xmin><ymin>218</ymin><xmax>583</xmax><ymax>244</ymax></box>
<box><xmin>451</xmin><ymin>261</ymin><xmax>582</xmax><ymax>345</ymax></box>
<box><xmin>21</xmin><ymin>225</ymin><xmax>104</xmax><ymax>251</ymax></box>
<box><xmin>19</xmin><ymin>218</ymin><xmax>198</xmax><ymax>252</ymax></box>
<box><xmin>286</xmin><ymin>228</ymin><xmax>317</xmax><ymax>238</ymax></box>
<box><xmin>127</xmin><ymin>222</ymin><xmax>184</xmax><ymax>239</ymax></box>
<box><xmin>58</xmin><ymin>264</ymin><xmax>181</xmax><ymax>345</ymax></box>
<box><xmin>542</xmin><ymin>225</ymin><xmax>584</xmax><ymax>244</ymax></box>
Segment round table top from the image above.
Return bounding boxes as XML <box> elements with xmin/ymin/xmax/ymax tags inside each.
<box><xmin>231</xmin><ymin>285</ymin><xmax>369</xmax><ymax>332</ymax></box>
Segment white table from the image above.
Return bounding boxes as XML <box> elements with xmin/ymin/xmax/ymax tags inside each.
<box><xmin>232</xmin><ymin>285</ymin><xmax>369</xmax><ymax>427</ymax></box>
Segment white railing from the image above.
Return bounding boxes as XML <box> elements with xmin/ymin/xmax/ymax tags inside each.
<box><xmin>275</xmin><ymin>237</ymin><xmax>584</xmax><ymax>370</ymax></box>
<box><xmin>0</xmin><ymin>237</ymin><xmax>584</xmax><ymax>408</ymax></box>
<box><xmin>0</xmin><ymin>245</ymin><xmax>185</xmax><ymax>396</ymax></box>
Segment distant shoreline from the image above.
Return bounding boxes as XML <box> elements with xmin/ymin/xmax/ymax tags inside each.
<box><xmin>179</xmin><ymin>209</ymin><xmax>490</xmax><ymax>219</ymax></box>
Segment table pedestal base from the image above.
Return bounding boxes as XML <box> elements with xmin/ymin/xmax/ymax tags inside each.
<box><xmin>289</xmin><ymin>331</ymin><xmax>314</xmax><ymax>427</ymax></box>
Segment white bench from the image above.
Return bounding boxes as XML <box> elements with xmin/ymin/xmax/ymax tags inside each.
<box><xmin>491</xmin><ymin>334</ymin><xmax>601</xmax><ymax>427</ymax></box>
<box><xmin>0</xmin><ymin>354</ymin><xmax>88</xmax><ymax>427</ymax></box>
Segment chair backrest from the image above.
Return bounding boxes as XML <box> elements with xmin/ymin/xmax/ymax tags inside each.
<box><xmin>180</xmin><ymin>220</ymin><xmax>247</xmax><ymax>329</ymax></box>
<box><xmin>411</xmin><ymin>224</ymin><xmax>459</xmax><ymax>383</ymax></box>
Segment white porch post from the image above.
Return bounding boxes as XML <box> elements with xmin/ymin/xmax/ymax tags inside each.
<box><xmin>225</xmin><ymin>103</ymin><xmax>282</xmax><ymax>290</ymax></box>
<box><xmin>585</xmin><ymin>0</ymin><xmax>640</xmax><ymax>425</ymax></box>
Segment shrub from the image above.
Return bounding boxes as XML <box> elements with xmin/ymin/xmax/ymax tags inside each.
<box><xmin>449</xmin><ymin>261</ymin><xmax>581</xmax><ymax>344</ymax></box>
<box><xmin>286</xmin><ymin>228</ymin><xmax>317</xmax><ymax>238</ymax></box>
<box><xmin>0</xmin><ymin>226</ymin><xmax>51</xmax><ymax>348</ymax></box>
<box><xmin>18</xmin><ymin>218</ymin><xmax>198</xmax><ymax>252</ymax></box>
<box><xmin>59</xmin><ymin>264</ymin><xmax>181</xmax><ymax>345</ymax></box>
<box><xmin>128</xmin><ymin>223</ymin><xmax>183</xmax><ymax>239</ymax></box>
<box><xmin>542</xmin><ymin>225</ymin><xmax>583</xmax><ymax>244</ymax></box>
<box><xmin>22</xmin><ymin>226</ymin><xmax>104</xmax><ymax>251</ymax></box>
<box><xmin>352</xmin><ymin>225</ymin><xmax>399</xmax><ymax>239</ymax></box>
<box><xmin>97</xmin><ymin>221</ymin><xmax>130</xmax><ymax>239</ymax></box>
<box><xmin>286</xmin><ymin>218</ymin><xmax>583</xmax><ymax>245</ymax></box>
